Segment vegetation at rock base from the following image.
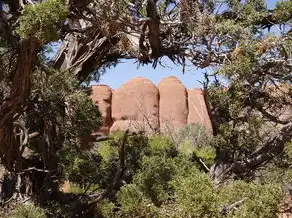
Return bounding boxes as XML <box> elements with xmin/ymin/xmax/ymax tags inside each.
<box><xmin>0</xmin><ymin>0</ymin><xmax>292</xmax><ymax>217</ymax></box>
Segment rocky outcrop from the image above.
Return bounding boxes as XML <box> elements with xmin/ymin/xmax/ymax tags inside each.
<box><xmin>188</xmin><ymin>88</ymin><xmax>212</xmax><ymax>131</ymax></box>
<box><xmin>91</xmin><ymin>76</ymin><xmax>212</xmax><ymax>135</ymax></box>
<box><xmin>91</xmin><ymin>85</ymin><xmax>112</xmax><ymax>134</ymax></box>
<box><xmin>158</xmin><ymin>76</ymin><xmax>188</xmax><ymax>134</ymax></box>
<box><xmin>111</xmin><ymin>77</ymin><xmax>159</xmax><ymax>134</ymax></box>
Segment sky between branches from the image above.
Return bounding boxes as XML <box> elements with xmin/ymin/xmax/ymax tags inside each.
<box><xmin>97</xmin><ymin>0</ymin><xmax>279</xmax><ymax>89</ymax></box>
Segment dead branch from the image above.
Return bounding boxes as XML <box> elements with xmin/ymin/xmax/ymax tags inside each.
<box><xmin>138</xmin><ymin>0</ymin><xmax>161</xmax><ymax>64</ymax></box>
<box><xmin>193</xmin><ymin>152</ymin><xmax>210</xmax><ymax>173</ymax></box>
<box><xmin>19</xmin><ymin>167</ymin><xmax>54</xmax><ymax>174</ymax></box>
<box><xmin>220</xmin><ymin>198</ymin><xmax>247</xmax><ymax>215</ymax></box>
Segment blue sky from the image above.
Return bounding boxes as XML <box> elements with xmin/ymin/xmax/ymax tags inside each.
<box><xmin>97</xmin><ymin>58</ymin><xmax>208</xmax><ymax>89</ymax></box>
<box><xmin>97</xmin><ymin>0</ymin><xmax>279</xmax><ymax>89</ymax></box>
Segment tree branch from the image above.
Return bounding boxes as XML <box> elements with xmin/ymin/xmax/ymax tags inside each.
<box><xmin>220</xmin><ymin>198</ymin><xmax>247</xmax><ymax>215</ymax></box>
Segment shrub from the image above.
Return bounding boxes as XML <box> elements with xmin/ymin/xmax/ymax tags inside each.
<box><xmin>148</xmin><ymin>135</ymin><xmax>178</xmax><ymax>157</ymax></box>
<box><xmin>170</xmin><ymin>169</ymin><xmax>220</xmax><ymax>218</ymax></box>
<box><xmin>133</xmin><ymin>156</ymin><xmax>177</xmax><ymax>206</ymax></box>
<box><xmin>219</xmin><ymin>181</ymin><xmax>283</xmax><ymax>218</ymax></box>
<box><xmin>12</xmin><ymin>204</ymin><xmax>47</xmax><ymax>218</ymax></box>
<box><xmin>175</xmin><ymin>124</ymin><xmax>212</xmax><ymax>149</ymax></box>
<box><xmin>117</xmin><ymin>184</ymin><xmax>158</xmax><ymax>218</ymax></box>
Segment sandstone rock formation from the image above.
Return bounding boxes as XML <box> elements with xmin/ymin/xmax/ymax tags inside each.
<box><xmin>91</xmin><ymin>76</ymin><xmax>213</xmax><ymax>135</ymax></box>
<box><xmin>158</xmin><ymin>76</ymin><xmax>188</xmax><ymax>134</ymax></box>
<box><xmin>91</xmin><ymin>85</ymin><xmax>112</xmax><ymax>134</ymax></box>
<box><xmin>111</xmin><ymin>77</ymin><xmax>159</xmax><ymax>134</ymax></box>
<box><xmin>187</xmin><ymin>88</ymin><xmax>212</xmax><ymax>131</ymax></box>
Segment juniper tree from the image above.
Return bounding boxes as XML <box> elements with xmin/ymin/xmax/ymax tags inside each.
<box><xmin>0</xmin><ymin>0</ymin><xmax>292</xmax><ymax>217</ymax></box>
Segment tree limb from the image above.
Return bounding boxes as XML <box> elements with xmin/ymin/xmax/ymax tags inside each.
<box><xmin>220</xmin><ymin>198</ymin><xmax>247</xmax><ymax>215</ymax></box>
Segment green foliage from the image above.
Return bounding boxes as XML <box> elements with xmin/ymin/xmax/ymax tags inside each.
<box><xmin>171</xmin><ymin>169</ymin><xmax>220</xmax><ymax>218</ymax></box>
<box><xmin>192</xmin><ymin>145</ymin><xmax>216</xmax><ymax>168</ymax></box>
<box><xmin>98</xmin><ymin>140</ymin><xmax>119</xmax><ymax>162</ymax></box>
<box><xmin>176</xmin><ymin>124</ymin><xmax>212</xmax><ymax>147</ymax></box>
<box><xmin>65</xmin><ymin>91</ymin><xmax>102</xmax><ymax>136</ymax></box>
<box><xmin>215</xmin><ymin>19</ymin><xmax>245</xmax><ymax>36</ymax></box>
<box><xmin>149</xmin><ymin>135</ymin><xmax>177</xmax><ymax>157</ymax></box>
<box><xmin>117</xmin><ymin>184</ymin><xmax>158</xmax><ymax>217</ymax></box>
<box><xmin>219</xmin><ymin>181</ymin><xmax>283</xmax><ymax>218</ymax></box>
<box><xmin>133</xmin><ymin>156</ymin><xmax>177</xmax><ymax>206</ymax></box>
<box><xmin>61</xmin><ymin>132</ymin><xmax>150</xmax><ymax>191</ymax></box>
<box><xmin>12</xmin><ymin>204</ymin><xmax>47</xmax><ymax>218</ymax></box>
<box><xmin>97</xmin><ymin>200</ymin><xmax>117</xmax><ymax>218</ymax></box>
<box><xmin>274</xmin><ymin>0</ymin><xmax>292</xmax><ymax>23</ymax></box>
<box><xmin>34</xmin><ymin>68</ymin><xmax>100</xmax><ymax>132</ymax></box>
<box><xmin>60</xmin><ymin>146</ymin><xmax>106</xmax><ymax>189</ymax></box>
<box><xmin>17</xmin><ymin>0</ymin><xmax>68</xmax><ymax>43</ymax></box>
<box><xmin>66</xmin><ymin>182</ymin><xmax>100</xmax><ymax>194</ymax></box>
<box><xmin>227</xmin><ymin>0</ymin><xmax>267</xmax><ymax>23</ymax></box>
<box><xmin>27</xmin><ymin>68</ymin><xmax>101</xmax><ymax>155</ymax></box>
<box><xmin>2</xmin><ymin>0</ymin><xmax>292</xmax><ymax>217</ymax></box>
<box><xmin>174</xmin><ymin>124</ymin><xmax>215</xmax><ymax>168</ymax></box>
<box><xmin>212</xmin><ymin>115</ymin><xmax>263</xmax><ymax>153</ymax></box>
<box><xmin>110</xmin><ymin>163</ymin><xmax>283</xmax><ymax>218</ymax></box>
<box><xmin>96</xmin><ymin>130</ymin><xmax>284</xmax><ymax>218</ymax></box>
<box><xmin>240</xmin><ymin>0</ymin><xmax>268</xmax><ymax>25</ymax></box>
<box><xmin>44</xmin><ymin>201</ymin><xmax>72</xmax><ymax>218</ymax></box>
<box><xmin>258</xmin><ymin>142</ymin><xmax>292</xmax><ymax>185</ymax></box>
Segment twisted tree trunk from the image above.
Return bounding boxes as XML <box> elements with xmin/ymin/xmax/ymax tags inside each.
<box><xmin>0</xmin><ymin>38</ymin><xmax>39</xmax><ymax>171</ymax></box>
<box><xmin>53</xmin><ymin>32</ymin><xmax>121</xmax><ymax>81</ymax></box>
<box><xmin>0</xmin><ymin>38</ymin><xmax>40</xmax><ymax>202</ymax></box>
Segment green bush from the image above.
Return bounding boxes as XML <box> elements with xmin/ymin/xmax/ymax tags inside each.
<box><xmin>133</xmin><ymin>156</ymin><xmax>177</xmax><ymax>206</ymax></box>
<box><xmin>219</xmin><ymin>181</ymin><xmax>283</xmax><ymax>218</ymax></box>
<box><xmin>117</xmin><ymin>184</ymin><xmax>158</xmax><ymax>218</ymax></box>
<box><xmin>175</xmin><ymin>124</ymin><xmax>216</xmax><ymax>168</ymax></box>
<box><xmin>12</xmin><ymin>204</ymin><xmax>47</xmax><ymax>218</ymax></box>
<box><xmin>170</xmin><ymin>169</ymin><xmax>220</xmax><ymax>218</ymax></box>
<box><xmin>149</xmin><ymin>135</ymin><xmax>178</xmax><ymax>157</ymax></box>
<box><xmin>176</xmin><ymin>124</ymin><xmax>212</xmax><ymax>146</ymax></box>
<box><xmin>17</xmin><ymin>0</ymin><xmax>68</xmax><ymax>43</ymax></box>
<box><xmin>58</xmin><ymin>128</ymin><xmax>284</xmax><ymax>218</ymax></box>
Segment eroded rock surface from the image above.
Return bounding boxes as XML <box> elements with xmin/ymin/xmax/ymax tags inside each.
<box><xmin>91</xmin><ymin>85</ymin><xmax>112</xmax><ymax>134</ymax></box>
<box><xmin>91</xmin><ymin>76</ymin><xmax>212</xmax><ymax>135</ymax></box>
<box><xmin>111</xmin><ymin>77</ymin><xmax>159</xmax><ymax>134</ymax></box>
<box><xmin>158</xmin><ymin>76</ymin><xmax>188</xmax><ymax>134</ymax></box>
<box><xmin>187</xmin><ymin>88</ymin><xmax>212</xmax><ymax>131</ymax></box>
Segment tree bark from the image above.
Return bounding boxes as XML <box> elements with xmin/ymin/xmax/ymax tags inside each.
<box><xmin>0</xmin><ymin>38</ymin><xmax>40</xmax><ymax>171</ymax></box>
<box><xmin>53</xmin><ymin>32</ymin><xmax>120</xmax><ymax>81</ymax></box>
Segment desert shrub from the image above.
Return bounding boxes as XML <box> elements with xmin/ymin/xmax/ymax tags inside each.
<box><xmin>59</xmin><ymin>127</ymin><xmax>284</xmax><ymax>218</ymax></box>
<box><xmin>170</xmin><ymin>169</ymin><xmax>220</xmax><ymax>218</ymax></box>
<box><xmin>12</xmin><ymin>204</ymin><xmax>47</xmax><ymax>218</ymax></box>
<box><xmin>133</xmin><ymin>156</ymin><xmax>177</xmax><ymax>206</ymax></box>
<box><xmin>219</xmin><ymin>181</ymin><xmax>283</xmax><ymax>218</ymax></box>
<box><xmin>175</xmin><ymin>124</ymin><xmax>212</xmax><ymax>147</ymax></box>
<box><xmin>117</xmin><ymin>184</ymin><xmax>158</xmax><ymax>218</ymax></box>
<box><xmin>60</xmin><ymin>132</ymin><xmax>151</xmax><ymax>192</ymax></box>
<box><xmin>175</xmin><ymin>124</ymin><xmax>216</xmax><ymax>168</ymax></box>
<box><xmin>60</xmin><ymin>146</ymin><xmax>105</xmax><ymax>190</ymax></box>
<box><xmin>148</xmin><ymin>135</ymin><xmax>178</xmax><ymax>157</ymax></box>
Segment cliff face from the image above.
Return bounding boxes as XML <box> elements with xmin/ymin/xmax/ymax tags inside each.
<box><xmin>91</xmin><ymin>76</ymin><xmax>212</xmax><ymax>135</ymax></box>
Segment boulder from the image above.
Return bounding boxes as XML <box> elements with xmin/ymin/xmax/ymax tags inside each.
<box><xmin>187</xmin><ymin>88</ymin><xmax>213</xmax><ymax>132</ymax></box>
<box><xmin>158</xmin><ymin>76</ymin><xmax>188</xmax><ymax>133</ymax></box>
<box><xmin>111</xmin><ymin>77</ymin><xmax>159</xmax><ymax>133</ymax></box>
<box><xmin>91</xmin><ymin>85</ymin><xmax>112</xmax><ymax>134</ymax></box>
